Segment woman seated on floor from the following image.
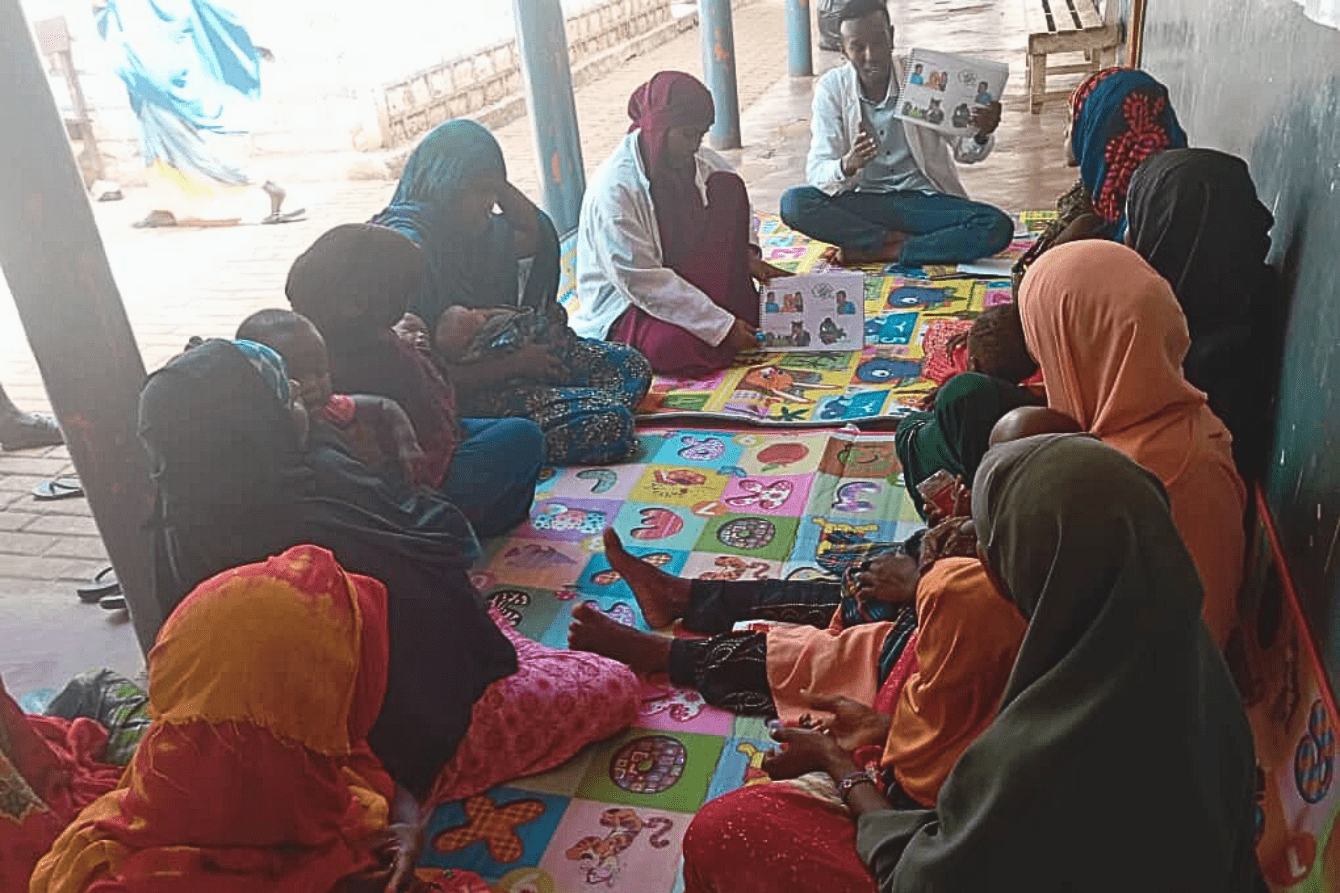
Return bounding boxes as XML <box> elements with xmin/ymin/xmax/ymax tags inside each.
<box><xmin>1011</xmin><ymin>66</ymin><xmax>1187</xmax><ymax>286</ymax></box>
<box><xmin>287</xmin><ymin>223</ymin><xmax>546</xmax><ymax>537</ymax></box>
<box><xmin>1125</xmin><ymin>147</ymin><xmax>1280</xmax><ymax>479</ymax></box>
<box><xmin>0</xmin><ymin>677</ymin><xmax>126</xmax><ymax>890</ymax></box>
<box><xmin>372</xmin><ymin>120</ymin><xmax>652</xmax><ymax>465</ymax></box>
<box><xmin>569</xmin><ymin>524</ymin><xmax>1025</xmax><ymax>808</ymax></box>
<box><xmin>570</xmin><ymin>71</ymin><xmax>787</xmax><ymax>377</ymax></box>
<box><xmin>137</xmin><ymin>338</ymin><xmax>639</xmax><ymax>810</ymax></box>
<box><xmin>33</xmin><ymin>546</ymin><xmax>436</xmax><ymax>892</ymax></box>
<box><xmin>680</xmin><ymin>434</ymin><xmax>1262</xmax><ymax>893</ymax></box>
<box><xmin>894</xmin><ymin>303</ymin><xmax>1046</xmax><ymax>519</ymax></box>
<box><xmin>1002</xmin><ymin>239</ymin><xmax>1246</xmax><ymax>647</ymax></box>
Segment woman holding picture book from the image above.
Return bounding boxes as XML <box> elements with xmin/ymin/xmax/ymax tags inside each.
<box><xmin>572</xmin><ymin>72</ymin><xmax>787</xmax><ymax>378</ymax></box>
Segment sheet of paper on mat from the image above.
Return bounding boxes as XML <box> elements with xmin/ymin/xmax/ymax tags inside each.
<box><xmin>759</xmin><ymin>272</ymin><xmax>865</xmax><ymax>351</ymax></box>
<box><xmin>894</xmin><ymin>49</ymin><xmax>1009</xmax><ymax>138</ymax></box>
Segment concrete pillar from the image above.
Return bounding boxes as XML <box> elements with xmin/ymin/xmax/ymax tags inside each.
<box><xmin>512</xmin><ymin>0</ymin><xmax>587</xmax><ymax>233</ymax></box>
<box><xmin>0</xmin><ymin>0</ymin><xmax>160</xmax><ymax>652</ymax></box>
<box><xmin>787</xmin><ymin>0</ymin><xmax>814</xmax><ymax>77</ymax></box>
<box><xmin>699</xmin><ymin>0</ymin><xmax>742</xmax><ymax>149</ymax></box>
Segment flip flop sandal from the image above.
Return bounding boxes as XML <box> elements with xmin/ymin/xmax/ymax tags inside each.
<box><xmin>32</xmin><ymin>476</ymin><xmax>84</xmax><ymax>501</ymax></box>
<box><xmin>261</xmin><ymin>208</ymin><xmax>307</xmax><ymax>225</ymax></box>
<box><xmin>77</xmin><ymin>566</ymin><xmax>120</xmax><ymax>603</ymax></box>
<box><xmin>99</xmin><ymin>592</ymin><xmax>127</xmax><ymax>611</ymax></box>
<box><xmin>131</xmin><ymin>211</ymin><xmax>177</xmax><ymax>229</ymax></box>
<box><xmin>1</xmin><ymin>413</ymin><xmax>63</xmax><ymax>451</ymax></box>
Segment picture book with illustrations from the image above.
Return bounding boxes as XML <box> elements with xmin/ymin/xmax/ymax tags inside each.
<box><xmin>895</xmin><ymin>49</ymin><xmax>1009</xmax><ymax>138</ymax></box>
<box><xmin>759</xmin><ymin>273</ymin><xmax>865</xmax><ymax>351</ymax></box>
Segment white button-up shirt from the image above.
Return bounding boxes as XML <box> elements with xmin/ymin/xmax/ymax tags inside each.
<box><xmin>571</xmin><ymin>131</ymin><xmax>759</xmax><ymax>346</ymax></box>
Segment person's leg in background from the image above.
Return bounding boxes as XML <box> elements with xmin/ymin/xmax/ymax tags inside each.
<box><xmin>781</xmin><ymin>187</ymin><xmax>1013</xmax><ymax>265</ymax></box>
<box><xmin>444</xmin><ymin>417</ymin><xmax>546</xmax><ymax>537</ymax></box>
<box><xmin>780</xmin><ymin>185</ymin><xmax>894</xmax><ymax>257</ymax></box>
<box><xmin>0</xmin><ymin>382</ymin><xmax>63</xmax><ymax>451</ymax></box>
<box><xmin>683</xmin><ymin>578</ymin><xmax>842</xmax><ymax>633</ymax></box>
<box><xmin>602</xmin><ymin>528</ymin><xmax>841</xmax><ymax>630</ymax></box>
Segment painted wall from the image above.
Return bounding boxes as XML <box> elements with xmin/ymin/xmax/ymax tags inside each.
<box><xmin>1140</xmin><ymin>1</ymin><xmax>1340</xmax><ymax>681</ymax></box>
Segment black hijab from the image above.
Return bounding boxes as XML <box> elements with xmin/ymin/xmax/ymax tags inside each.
<box><xmin>139</xmin><ymin>339</ymin><xmax>517</xmax><ymax>797</ymax></box>
<box><xmin>857</xmin><ymin>434</ymin><xmax>1262</xmax><ymax>893</ymax></box>
<box><xmin>1126</xmin><ymin>148</ymin><xmax>1279</xmax><ymax>475</ymax></box>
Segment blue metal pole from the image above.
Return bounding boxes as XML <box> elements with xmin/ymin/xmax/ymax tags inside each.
<box><xmin>699</xmin><ymin>0</ymin><xmax>742</xmax><ymax>149</ymax></box>
<box><xmin>512</xmin><ymin>0</ymin><xmax>586</xmax><ymax>233</ymax></box>
<box><xmin>786</xmin><ymin>0</ymin><xmax>813</xmax><ymax>77</ymax></box>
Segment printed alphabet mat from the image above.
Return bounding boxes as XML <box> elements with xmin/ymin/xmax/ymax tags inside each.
<box><xmin>559</xmin><ymin>211</ymin><xmax>1056</xmax><ymax>428</ymax></box>
<box><xmin>418</xmin><ymin>425</ymin><xmax>921</xmax><ymax>892</ymax></box>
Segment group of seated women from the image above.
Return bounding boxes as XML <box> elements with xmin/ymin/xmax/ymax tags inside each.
<box><xmin>5</xmin><ymin>62</ymin><xmax>1279</xmax><ymax>893</ymax></box>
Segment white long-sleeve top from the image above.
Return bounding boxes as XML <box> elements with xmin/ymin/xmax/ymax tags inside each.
<box><xmin>807</xmin><ymin>59</ymin><xmax>995</xmax><ymax>199</ymax></box>
<box><xmin>571</xmin><ymin>131</ymin><xmax>759</xmax><ymax>346</ymax></box>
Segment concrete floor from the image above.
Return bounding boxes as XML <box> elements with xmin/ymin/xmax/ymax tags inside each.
<box><xmin>0</xmin><ymin>0</ymin><xmax>1089</xmax><ymax>699</ymax></box>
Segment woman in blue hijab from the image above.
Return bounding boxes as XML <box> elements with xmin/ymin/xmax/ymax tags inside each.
<box><xmin>96</xmin><ymin>0</ymin><xmax>301</xmax><ymax>227</ymax></box>
<box><xmin>372</xmin><ymin>120</ymin><xmax>651</xmax><ymax>466</ymax></box>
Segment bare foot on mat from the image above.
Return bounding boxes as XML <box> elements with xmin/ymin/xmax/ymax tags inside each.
<box><xmin>602</xmin><ymin>528</ymin><xmax>690</xmax><ymax>629</ymax></box>
<box><xmin>568</xmin><ymin>601</ymin><xmax>672</xmax><ymax>674</ymax></box>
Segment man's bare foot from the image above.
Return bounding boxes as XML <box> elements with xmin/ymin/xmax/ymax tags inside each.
<box><xmin>568</xmin><ymin>601</ymin><xmax>673</xmax><ymax>674</ymax></box>
<box><xmin>602</xmin><ymin>528</ymin><xmax>690</xmax><ymax>629</ymax></box>
<box><xmin>825</xmin><ymin>232</ymin><xmax>907</xmax><ymax>266</ymax></box>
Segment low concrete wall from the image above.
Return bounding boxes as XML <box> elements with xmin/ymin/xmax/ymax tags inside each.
<box><xmin>380</xmin><ymin>0</ymin><xmax>683</xmax><ymax>148</ymax></box>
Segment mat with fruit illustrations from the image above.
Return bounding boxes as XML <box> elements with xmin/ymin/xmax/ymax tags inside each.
<box><xmin>419</xmin><ymin>425</ymin><xmax>920</xmax><ymax>893</ymax></box>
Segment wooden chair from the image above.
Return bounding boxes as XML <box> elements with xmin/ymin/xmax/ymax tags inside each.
<box><xmin>1023</xmin><ymin>0</ymin><xmax>1121</xmax><ymax>114</ymax></box>
<box><xmin>33</xmin><ymin>16</ymin><xmax>105</xmax><ymax>185</ymax></box>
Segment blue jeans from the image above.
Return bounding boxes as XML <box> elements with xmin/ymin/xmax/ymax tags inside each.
<box><xmin>779</xmin><ymin>186</ymin><xmax>1013</xmax><ymax>265</ymax></box>
<box><xmin>444</xmin><ymin>417</ymin><xmax>546</xmax><ymax>538</ymax></box>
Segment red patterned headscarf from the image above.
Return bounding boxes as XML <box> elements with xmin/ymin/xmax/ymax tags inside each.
<box><xmin>1069</xmin><ymin>67</ymin><xmax>1187</xmax><ymax>226</ymax></box>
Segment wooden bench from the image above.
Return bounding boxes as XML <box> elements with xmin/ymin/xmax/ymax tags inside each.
<box><xmin>33</xmin><ymin>15</ymin><xmax>105</xmax><ymax>185</ymax></box>
<box><xmin>1023</xmin><ymin>0</ymin><xmax>1121</xmax><ymax>114</ymax></box>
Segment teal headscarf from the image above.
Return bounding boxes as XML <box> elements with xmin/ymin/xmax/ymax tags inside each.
<box><xmin>372</xmin><ymin>120</ymin><xmax>518</xmax><ymax>325</ymax></box>
<box><xmin>232</xmin><ymin>338</ymin><xmax>291</xmax><ymax>405</ymax></box>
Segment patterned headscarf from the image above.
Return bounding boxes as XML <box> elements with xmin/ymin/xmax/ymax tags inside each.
<box><xmin>232</xmin><ymin>338</ymin><xmax>292</xmax><ymax>405</ymax></box>
<box><xmin>31</xmin><ymin>545</ymin><xmax>396</xmax><ymax>893</ymax></box>
<box><xmin>371</xmin><ymin>120</ymin><xmax>517</xmax><ymax>324</ymax></box>
<box><xmin>1069</xmin><ymin>67</ymin><xmax>1187</xmax><ymax>225</ymax></box>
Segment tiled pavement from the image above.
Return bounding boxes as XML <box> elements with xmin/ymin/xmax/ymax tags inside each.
<box><xmin>0</xmin><ymin>0</ymin><xmax>1076</xmax><ymax>693</ymax></box>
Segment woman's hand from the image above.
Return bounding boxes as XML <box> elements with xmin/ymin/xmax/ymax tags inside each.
<box><xmin>920</xmin><ymin>516</ymin><xmax>978</xmax><ymax>574</ymax></box>
<box><xmin>923</xmin><ymin>476</ymin><xmax>973</xmax><ymax>526</ymax></box>
<box><xmin>798</xmin><ymin>693</ymin><xmax>892</xmax><ymax>751</ymax></box>
<box><xmin>748</xmin><ymin>251</ymin><xmax>788</xmax><ymax>284</ymax></box>
<box><xmin>761</xmin><ymin>724</ymin><xmax>852</xmax><ymax>781</ymax></box>
<box><xmin>724</xmin><ymin>317</ymin><xmax>761</xmax><ymax>354</ymax></box>
<box><xmin>377</xmin><ymin>822</ymin><xmax>423</xmax><ymax>893</ymax></box>
<box><xmin>851</xmin><ymin>552</ymin><xmax>919</xmax><ymax>604</ymax></box>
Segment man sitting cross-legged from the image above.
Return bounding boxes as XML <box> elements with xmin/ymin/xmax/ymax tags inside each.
<box><xmin>779</xmin><ymin>0</ymin><xmax>1013</xmax><ymax>266</ymax></box>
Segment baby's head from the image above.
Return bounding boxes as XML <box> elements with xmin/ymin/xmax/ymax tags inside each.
<box><xmin>433</xmin><ymin>305</ymin><xmax>494</xmax><ymax>358</ymax></box>
<box><xmin>393</xmin><ymin>312</ymin><xmax>432</xmax><ymax>354</ymax></box>
<box><xmin>965</xmin><ymin>303</ymin><xmax>1037</xmax><ymax>384</ymax></box>
<box><xmin>236</xmin><ymin>308</ymin><xmax>332</xmax><ymax>410</ymax></box>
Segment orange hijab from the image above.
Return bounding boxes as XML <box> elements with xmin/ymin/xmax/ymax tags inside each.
<box><xmin>1017</xmin><ymin>240</ymin><xmax>1246</xmax><ymax>644</ymax></box>
<box><xmin>882</xmin><ymin>557</ymin><xmax>1026</xmax><ymax>806</ymax></box>
<box><xmin>32</xmin><ymin>545</ymin><xmax>396</xmax><ymax>893</ymax></box>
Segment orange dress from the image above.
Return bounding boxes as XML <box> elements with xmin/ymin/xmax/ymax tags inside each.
<box><xmin>766</xmin><ymin>558</ymin><xmax>1025</xmax><ymax>805</ymax></box>
<box><xmin>1019</xmin><ymin>240</ymin><xmax>1246</xmax><ymax>646</ymax></box>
